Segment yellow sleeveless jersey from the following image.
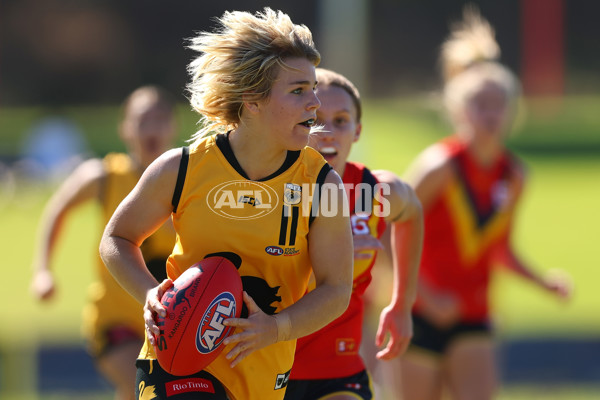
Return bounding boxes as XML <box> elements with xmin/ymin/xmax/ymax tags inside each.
<box><xmin>83</xmin><ymin>153</ymin><xmax>175</xmax><ymax>356</ymax></box>
<box><xmin>138</xmin><ymin>133</ymin><xmax>331</xmax><ymax>400</ymax></box>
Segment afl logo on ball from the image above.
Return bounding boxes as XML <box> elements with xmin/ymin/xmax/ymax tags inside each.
<box><xmin>196</xmin><ymin>292</ymin><xmax>237</xmax><ymax>354</ymax></box>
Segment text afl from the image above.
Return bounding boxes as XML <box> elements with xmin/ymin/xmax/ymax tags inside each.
<box><xmin>206</xmin><ymin>181</ymin><xmax>392</xmax><ymax>220</ymax></box>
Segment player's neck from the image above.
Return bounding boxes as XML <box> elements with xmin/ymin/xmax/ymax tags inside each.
<box><xmin>228</xmin><ymin>129</ymin><xmax>288</xmax><ymax>180</ymax></box>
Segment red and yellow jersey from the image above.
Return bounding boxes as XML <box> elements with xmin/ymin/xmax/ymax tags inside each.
<box><xmin>414</xmin><ymin>136</ymin><xmax>521</xmax><ymax>322</ymax></box>
<box><xmin>139</xmin><ymin>133</ymin><xmax>331</xmax><ymax>400</ymax></box>
<box><xmin>291</xmin><ymin>161</ymin><xmax>387</xmax><ymax>380</ymax></box>
<box><xmin>83</xmin><ymin>153</ymin><xmax>175</xmax><ymax>355</ymax></box>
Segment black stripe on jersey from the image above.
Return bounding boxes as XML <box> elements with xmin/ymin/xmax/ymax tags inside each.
<box><xmin>262</xmin><ymin>151</ymin><xmax>301</xmax><ymax>182</ymax></box>
<box><xmin>361</xmin><ymin>166</ymin><xmax>378</xmax><ymax>187</ymax></box>
<box><xmin>309</xmin><ymin>163</ymin><xmax>333</xmax><ymax>226</ymax></box>
<box><xmin>289</xmin><ymin>206</ymin><xmax>299</xmax><ymax>246</ymax></box>
<box><xmin>216</xmin><ymin>132</ymin><xmax>300</xmax><ymax>181</ymax></box>
<box><xmin>279</xmin><ymin>206</ymin><xmax>289</xmax><ymax>246</ymax></box>
<box><xmin>172</xmin><ymin>146</ymin><xmax>189</xmax><ymax>213</ymax></box>
<box><xmin>203</xmin><ymin>251</ymin><xmax>242</xmax><ymax>270</ymax></box>
<box><xmin>451</xmin><ymin>156</ymin><xmax>507</xmax><ymax>229</ymax></box>
<box><xmin>355</xmin><ymin>166</ymin><xmax>378</xmax><ymax>215</ymax></box>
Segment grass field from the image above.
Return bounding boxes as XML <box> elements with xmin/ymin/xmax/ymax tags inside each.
<box><xmin>1</xmin><ymin>96</ymin><xmax>599</xmax><ymax>398</ymax></box>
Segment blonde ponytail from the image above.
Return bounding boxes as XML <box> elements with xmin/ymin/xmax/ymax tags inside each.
<box><xmin>440</xmin><ymin>5</ymin><xmax>500</xmax><ymax>82</ymax></box>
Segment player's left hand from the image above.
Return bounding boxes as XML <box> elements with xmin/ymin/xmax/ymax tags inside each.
<box><xmin>223</xmin><ymin>291</ymin><xmax>278</xmax><ymax>368</ymax></box>
<box><xmin>542</xmin><ymin>268</ymin><xmax>573</xmax><ymax>300</ymax></box>
<box><xmin>374</xmin><ymin>305</ymin><xmax>413</xmax><ymax>360</ymax></box>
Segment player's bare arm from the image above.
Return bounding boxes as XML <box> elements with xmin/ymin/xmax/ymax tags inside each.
<box><xmin>372</xmin><ymin>169</ymin><xmax>424</xmax><ymax>359</ymax></box>
<box><xmin>403</xmin><ymin>146</ymin><xmax>463</xmax><ymax>327</ymax></box>
<box><xmin>276</xmin><ymin>169</ymin><xmax>353</xmax><ymax>338</ymax></box>
<box><xmin>491</xmin><ymin>171</ymin><xmax>572</xmax><ymax>300</ymax></box>
<box><xmin>404</xmin><ymin>144</ymin><xmax>453</xmax><ymax>212</ymax></box>
<box><xmin>31</xmin><ymin>158</ymin><xmax>105</xmax><ymax>300</ymax></box>
<box><xmin>100</xmin><ymin>148</ymin><xmax>181</xmax><ymax>340</ymax></box>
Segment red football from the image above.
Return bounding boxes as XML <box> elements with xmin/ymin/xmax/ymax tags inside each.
<box><xmin>154</xmin><ymin>256</ymin><xmax>243</xmax><ymax>376</ymax></box>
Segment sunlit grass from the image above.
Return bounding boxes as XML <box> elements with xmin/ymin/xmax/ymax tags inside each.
<box><xmin>1</xmin><ymin>97</ymin><xmax>599</xmax><ymax>397</ymax></box>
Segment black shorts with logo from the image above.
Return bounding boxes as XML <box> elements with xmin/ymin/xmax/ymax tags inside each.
<box><xmin>284</xmin><ymin>369</ymin><xmax>372</xmax><ymax>400</ymax></box>
<box><xmin>410</xmin><ymin>313</ymin><xmax>492</xmax><ymax>355</ymax></box>
<box><xmin>135</xmin><ymin>359</ymin><xmax>229</xmax><ymax>399</ymax></box>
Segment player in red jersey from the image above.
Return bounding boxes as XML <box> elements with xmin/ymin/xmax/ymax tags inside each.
<box><xmin>284</xmin><ymin>68</ymin><xmax>424</xmax><ymax>400</ymax></box>
<box><xmin>398</xmin><ymin>7</ymin><xmax>571</xmax><ymax>400</ymax></box>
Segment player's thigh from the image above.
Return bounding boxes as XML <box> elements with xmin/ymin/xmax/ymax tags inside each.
<box><xmin>399</xmin><ymin>350</ymin><xmax>444</xmax><ymax>400</ymax></box>
<box><xmin>96</xmin><ymin>340</ymin><xmax>141</xmax><ymax>394</ymax></box>
<box><xmin>369</xmin><ymin>356</ymin><xmax>403</xmax><ymax>400</ymax></box>
<box><xmin>444</xmin><ymin>335</ymin><xmax>497</xmax><ymax>400</ymax></box>
<box><xmin>286</xmin><ymin>371</ymin><xmax>373</xmax><ymax>400</ymax></box>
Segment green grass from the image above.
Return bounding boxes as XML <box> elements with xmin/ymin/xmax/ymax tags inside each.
<box><xmin>498</xmin><ymin>385</ymin><xmax>600</xmax><ymax>400</ymax></box>
<box><xmin>1</xmin><ymin>97</ymin><xmax>599</xmax><ymax>397</ymax></box>
<box><xmin>492</xmin><ymin>157</ymin><xmax>600</xmax><ymax>337</ymax></box>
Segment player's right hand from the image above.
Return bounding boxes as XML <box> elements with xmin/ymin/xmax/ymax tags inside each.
<box><xmin>223</xmin><ymin>291</ymin><xmax>278</xmax><ymax>368</ymax></box>
<box><xmin>423</xmin><ymin>292</ymin><xmax>461</xmax><ymax>329</ymax></box>
<box><xmin>353</xmin><ymin>233</ymin><xmax>383</xmax><ymax>260</ymax></box>
<box><xmin>144</xmin><ymin>278</ymin><xmax>173</xmax><ymax>346</ymax></box>
<box><xmin>31</xmin><ymin>269</ymin><xmax>55</xmax><ymax>301</ymax></box>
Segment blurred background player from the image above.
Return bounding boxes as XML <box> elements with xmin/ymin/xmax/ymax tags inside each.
<box><xmin>30</xmin><ymin>85</ymin><xmax>178</xmax><ymax>400</ymax></box>
<box><xmin>398</xmin><ymin>7</ymin><xmax>572</xmax><ymax>400</ymax></box>
<box><xmin>100</xmin><ymin>8</ymin><xmax>353</xmax><ymax>400</ymax></box>
<box><xmin>284</xmin><ymin>67</ymin><xmax>424</xmax><ymax>400</ymax></box>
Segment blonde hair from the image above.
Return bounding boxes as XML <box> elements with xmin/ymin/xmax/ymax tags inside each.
<box><xmin>187</xmin><ymin>8</ymin><xmax>320</xmax><ymax>140</ymax></box>
<box><xmin>440</xmin><ymin>5</ymin><xmax>500</xmax><ymax>82</ymax></box>
<box><xmin>316</xmin><ymin>68</ymin><xmax>362</xmax><ymax>122</ymax></box>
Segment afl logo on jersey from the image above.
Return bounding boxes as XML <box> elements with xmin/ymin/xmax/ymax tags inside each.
<box><xmin>196</xmin><ymin>292</ymin><xmax>237</xmax><ymax>354</ymax></box>
<box><xmin>265</xmin><ymin>246</ymin><xmax>284</xmax><ymax>256</ymax></box>
<box><xmin>207</xmin><ymin>180</ymin><xmax>279</xmax><ymax>220</ymax></box>
<box><xmin>283</xmin><ymin>183</ymin><xmax>302</xmax><ymax>205</ymax></box>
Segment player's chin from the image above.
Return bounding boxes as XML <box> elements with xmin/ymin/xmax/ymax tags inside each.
<box><xmin>320</xmin><ymin>153</ymin><xmax>337</xmax><ymax>165</ymax></box>
<box><xmin>288</xmin><ymin>129</ymin><xmax>311</xmax><ymax>150</ymax></box>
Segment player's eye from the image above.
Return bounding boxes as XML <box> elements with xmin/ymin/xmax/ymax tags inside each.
<box><xmin>335</xmin><ymin>117</ymin><xmax>349</xmax><ymax>126</ymax></box>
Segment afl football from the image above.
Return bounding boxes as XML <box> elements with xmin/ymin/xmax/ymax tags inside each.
<box><xmin>154</xmin><ymin>256</ymin><xmax>243</xmax><ymax>375</ymax></box>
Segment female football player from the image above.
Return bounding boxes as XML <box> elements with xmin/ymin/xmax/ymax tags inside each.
<box><xmin>399</xmin><ymin>7</ymin><xmax>571</xmax><ymax>400</ymax></box>
<box><xmin>100</xmin><ymin>8</ymin><xmax>353</xmax><ymax>400</ymax></box>
<box><xmin>284</xmin><ymin>68</ymin><xmax>423</xmax><ymax>400</ymax></box>
<box><xmin>31</xmin><ymin>85</ymin><xmax>178</xmax><ymax>400</ymax></box>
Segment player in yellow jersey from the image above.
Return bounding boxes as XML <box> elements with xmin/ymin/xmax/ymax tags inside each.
<box><xmin>31</xmin><ymin>86</ymin><xmax>178</xmax><ymax>400</ymax></box>
<box><xmin>100</xmin><ymin>8</ymin><xmax>353</xmax><ymax>400</ymax></box>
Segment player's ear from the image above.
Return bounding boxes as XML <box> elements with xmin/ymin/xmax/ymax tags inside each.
<box><xmin>353</xmin><ymin>122</ymin><xmax>362</xmax><ymax>142</ymax></box>
<box><xmin>118</xmin><ymin>120</ymin><xmax>127</xmax><ymax>141</ymax></box>
<box><xmin>242</xmin><ymin>93</ymin><xmax>260</xmax><ymax>114</ymax></box>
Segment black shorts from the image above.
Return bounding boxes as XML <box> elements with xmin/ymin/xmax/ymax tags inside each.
<box><xmin>284</xmin><ymin>369</ymin><xmax>372</xmax><ymax>400</ymax></box>
<box><xmin>409</xmin><ymin>313</ymin><xmax>492</xmax><ymax>355</ymax></box>
<box><xmin>135</xmin><ymin>359</ymin><xmax>229</xmax><ymax>399</ymax></box>
<box><xmin>94</xmin><ymin>325</ymin><xmax>143</xmax><ymax>359</ymax></box>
